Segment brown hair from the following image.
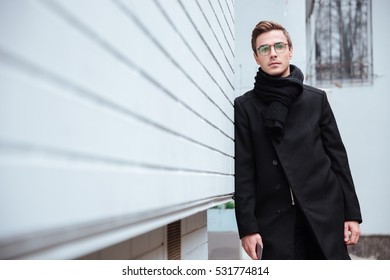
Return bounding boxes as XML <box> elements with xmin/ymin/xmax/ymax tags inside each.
<box><xmin>251</xmin><ymin>21</ymin><xmax>292</xmax><ymax>54</ymax></box>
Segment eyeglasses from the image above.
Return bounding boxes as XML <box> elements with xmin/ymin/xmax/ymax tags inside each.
<box><xmin>257</xmin><ymin>42</ymin><xmax>290</xmax><ymax>56</ymax></box>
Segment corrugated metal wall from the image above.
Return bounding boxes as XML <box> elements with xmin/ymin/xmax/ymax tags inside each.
<box><xmin>0</xmin><ymin>0</ymin><xmax>235</xmax><ymax>259</ymax></box>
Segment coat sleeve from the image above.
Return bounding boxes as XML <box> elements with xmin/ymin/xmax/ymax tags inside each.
<box><xmin>234</xmin><ymin>99</ymin><xmax>260</xmax><ymax>238</ymax></box>
<box><xmin>320</xmin><ymin>93</ymin><xmax>362</xmax><ymax>223</ymax></box>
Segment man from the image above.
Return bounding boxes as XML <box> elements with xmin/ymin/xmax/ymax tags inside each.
<box><xmin>234</xmin><ymin>21</ymin><xmax>362</xmax><ymax>260</ymax></box>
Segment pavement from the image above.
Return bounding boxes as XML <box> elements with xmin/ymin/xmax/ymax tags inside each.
<box><xmin>208</xmin><ymin>231</ymin><xmax>374</xmax><ymax>260</ymax></box>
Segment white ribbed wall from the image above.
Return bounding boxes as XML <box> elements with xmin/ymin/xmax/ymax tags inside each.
<box><xmin>0</xmin><ymin>0</ymin><xmax>235</xmax><ymax>259</ymax></box>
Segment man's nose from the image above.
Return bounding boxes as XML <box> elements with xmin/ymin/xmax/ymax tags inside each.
<box><xmin>269</xmin><ymin>46</ymin><xmax>278</xmax><ymax>56</ymax></box>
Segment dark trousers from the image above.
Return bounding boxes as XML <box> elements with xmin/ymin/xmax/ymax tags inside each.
<box><xmin>294</xmin><ymin>206</ymin><xmax>326</xmax><ymax>260</ymax></box>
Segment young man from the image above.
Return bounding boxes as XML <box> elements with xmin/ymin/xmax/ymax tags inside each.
<box><xmin>234</xmin><ymin>21</ymin><xmax>362</xmax><ymax>260</ymax></box>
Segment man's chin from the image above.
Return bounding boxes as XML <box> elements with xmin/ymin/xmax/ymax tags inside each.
<box><xmin>263</xmin><ymin>66</ymin><xmax>289</xmax><ymax>77</ymax></box>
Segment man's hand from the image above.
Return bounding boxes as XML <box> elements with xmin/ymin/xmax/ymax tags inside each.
<box><xmin>344</xmin><ymin>221</ymin><xmax>361</xmax><ymax>245</ymax></box>
<box><xmin>241</xmin><ymin>233</ymin><xmax>263</xmax><ymax>260</ymax></box>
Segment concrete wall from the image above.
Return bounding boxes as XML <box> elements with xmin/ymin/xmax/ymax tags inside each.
<box><xmin>78</xmin><ymin>226</ymin><xmax>166</xmax><ymax>260</ymax></box>
<box><xmin>77</xmin><ymin>211</ymin><xmax>207</xmax><ymax>260</ymax></box>
<box><xmin>322</xmin><ymin>0</ymin><xmax>390</xmax><ymax>235</ymax></box>
<box><xmin>0</xmin><ymin>0</ymin><xmax>234</xmax><ymax>259</ymax></box>
<box><xmin>181</xmin><ymin>210</ymin><xmax>208</xmax><ymax>259</ymax></box>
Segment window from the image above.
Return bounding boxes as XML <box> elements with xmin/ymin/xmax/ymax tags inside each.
<box><xmin>312</xmin><ymin>0</ymin><xmax>372</xmax><ymax>87</ymax></box>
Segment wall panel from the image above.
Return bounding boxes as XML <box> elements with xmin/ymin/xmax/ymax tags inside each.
<box><xmin>0</xmin><ymin>0</ymin><xmax>234</xmax><ymax>259</ymax></box>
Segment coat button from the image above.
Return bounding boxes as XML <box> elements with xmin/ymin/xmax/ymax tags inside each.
<box><xmin>275</xmin><ymin>184</ymin><xmax>281</xmax><ymax>191</ymax></box>
<box><xmin>272</xmin><ymin>159</ymin><xmax>278</xmax><ymax>166</ymax></box>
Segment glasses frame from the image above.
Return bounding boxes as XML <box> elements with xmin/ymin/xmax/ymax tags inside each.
<box><xmin>257</xmin><ymin>42</ymin><xmax>290</xmax><ymax>56</ymax></box>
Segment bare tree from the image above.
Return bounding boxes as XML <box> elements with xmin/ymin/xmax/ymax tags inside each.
<box><xmin>314</xmin><ymin>0</ymin><xmax>371</xmax><ymax>86</ymax></box>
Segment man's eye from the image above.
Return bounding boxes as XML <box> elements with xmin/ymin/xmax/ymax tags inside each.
<box><xmin>260</xmin><ymin>46</ymin><xmax>269</xmax><ymax>52</ymax></box>
<box><xmin>275</xmin><ymin>43</ymin><xmax>284</xmax><ymax>50</ymax></box>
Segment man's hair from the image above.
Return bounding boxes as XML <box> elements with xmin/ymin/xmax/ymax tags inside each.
<box><xmin>251</xmin><ymin>21</ymin><xmax>293</xmax><ymax>54</ymax></box>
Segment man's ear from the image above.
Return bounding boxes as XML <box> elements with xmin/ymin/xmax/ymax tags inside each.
<box><xmin>289</xmin><ymin>47</ymin><xmax>293</xmax><ymax>60</ymax></box>
<box><xmin>253</xmin><ymin>52</ymin><xmax>260</xmax><ymax>65</ymax></box>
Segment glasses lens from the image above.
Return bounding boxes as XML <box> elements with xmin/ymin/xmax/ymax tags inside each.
<box><xmin>259</xmin><ymin>45</ymin><xmax>270</xmax><ymax>55</ymax></box>
<box><xmin>274</xmin><ymin>42</ymin><xmax>286</xmax><ymax>53</ymax></box>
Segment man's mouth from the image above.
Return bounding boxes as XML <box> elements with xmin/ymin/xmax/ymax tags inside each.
<box><xmin>269</xmin><ymin>61</ymin><xmax>280</xmax><ymax>66</ymax></box>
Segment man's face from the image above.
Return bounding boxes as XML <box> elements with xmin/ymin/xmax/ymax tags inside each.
<box><xmin>253</xmin><ymin>30</ymin><xmax>293</xmax><ymax>77</ymax></box>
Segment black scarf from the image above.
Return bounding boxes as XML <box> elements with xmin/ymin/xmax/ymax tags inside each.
<box><xmin>254</xmin><ymin>64</ymin><xmax>304</xmax><ymax>142</ymax></box>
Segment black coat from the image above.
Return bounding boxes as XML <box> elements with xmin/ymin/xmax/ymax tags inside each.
<box><xmin>234</xmin><ymin>85</ymin><xmax>362</xmax><ymax>260</ymax></box>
